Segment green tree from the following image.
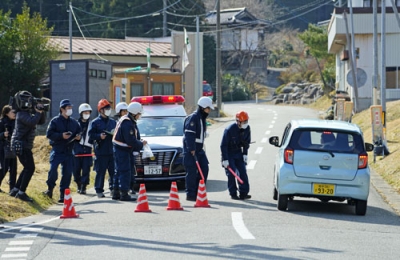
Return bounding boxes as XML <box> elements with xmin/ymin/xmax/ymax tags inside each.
<box><xmin>298</xmin><ymin>24</ymin><xmax>335</xmax><ymax>91</ymax></box>
<box><xmin>203</xmin><ymin>35</ymin><xmax>216</xmax><ymax>85</ymax></box>
<box><xmin>0</xmin><ymin>4</ymin><xmax>60</xmax><ymax>106</ymax></box>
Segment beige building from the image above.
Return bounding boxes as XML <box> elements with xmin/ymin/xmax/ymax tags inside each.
<box><xmin>328</xmin><ymin>1</ymin><xmax>400</xmax><ymax>111</ymax></box>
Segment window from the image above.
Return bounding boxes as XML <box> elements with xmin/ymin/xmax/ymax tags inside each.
<box><xmin>386</xmin><ymin>67</ymin><xmax>400</xmax><ymax>89</ymax></box>
<box><xmin>251</xmin><ymin>59</ymin><xmax>264</xmax><ymax>68</ymax></box>
<box><xmin>89</xmin><ymin>69</ymin><xmax>97</xmax><ymax>78</ymax></box>
<box><xmin>363</xmin><ymin>0</ymin><xmax>383</xmax><ymax>7</ymax></box>
<box><xmin>131</xmin><ymin>83</ymin><xmax>144</xmax><ymax>98</ymax></box>
<box><xmin>98</xmin><ymin>70</ymin><xmax>107</xmax><ymax>79</ymax></box>
<box><xmin>152</xmin><ymin>83</ymin><xmax>174</xmax><ymax>95</ymax></box>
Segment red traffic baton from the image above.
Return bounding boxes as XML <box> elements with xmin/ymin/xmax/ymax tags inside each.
<box><xmin>193</xmin><ymin>154</ymin><xmax>205</xmax><ymax>181</ymax></box>
<box><xmin>74</xmin><ymin>154</ymin><xmax>94</xmax><ymax>157</ymax></box>
<box><xmin>227</xmin><ymin>166</ymin><xmax>244</xmax><ymax>184</ymax></box>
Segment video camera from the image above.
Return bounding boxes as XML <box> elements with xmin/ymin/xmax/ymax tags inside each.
<box><xmin>9</xmin><ymin>90</ymin><xmax>51</xmax><ymax>112</ymax></box>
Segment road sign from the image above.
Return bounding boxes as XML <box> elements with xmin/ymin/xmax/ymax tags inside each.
<box><xmin>346</xmin><ymin>68</ymin><xmax>367</xmax><ymax>87</ymax></box>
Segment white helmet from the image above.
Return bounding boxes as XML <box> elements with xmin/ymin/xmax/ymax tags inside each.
<box><xmin>198</xmin><ymin>97</ymin><xmax>214</xmax><ymax>110</ymax></box>
<box><xmin>78</xmin><ymin>103</ymin><xmax>92</xmax><ymax>114</ymax></box>
<box><xmin>127</xmin><ymin>102</ymin><xmax>143</xmax><ymax>115</ymax></box>
<box><xmin>115</xmin><ymin>102</ymin><xmax>128</xmax><ymax>114</ymax></box>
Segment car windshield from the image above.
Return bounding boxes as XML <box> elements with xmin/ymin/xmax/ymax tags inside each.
<box><xmin>289</xmin><ymin>129</ymin><xmax>365</xmax><ymax>154</ymax></box>
<box><xmin>137</xmin><ymin>117</ymin><xmax>184</xmax><ymax>137</ymax></box>
<box><xmin>203</xmin><ymin>84</ymin><xmax>212</xmax><ymax>92</ymax></box>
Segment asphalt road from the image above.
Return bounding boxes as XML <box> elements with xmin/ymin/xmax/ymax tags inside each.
<box><xmin>1</xmin><ymin>102</ymin><xmax>400</xmax><ymax>260</ymax></box>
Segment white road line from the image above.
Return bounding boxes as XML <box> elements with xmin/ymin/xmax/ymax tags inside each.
<box><xmin>255</xmin><ymin>147</ymin><xmax>263</xmax><ymax>154</ymax></box>
<box><xmin>265</xmin><ymin>130</ymin><xmax>271</xmax><ymax>135</ymax></box>
<box><xmin>9</xmin><ymin>241</ymin><xmax>33</xmax><ymax>246</ymax></box>
<box><xmin>5</xmin><ymin>247</ymin><xmax>30</xmax><ymax>252</ymax></box>
<box><xmin>231</xmin><ymin>212</ymin><xmax>255</xmax><ymax>240</ymax></box>
<box><xmin>0</xmin><ymin>216</ymin><xmax>59</xmax><ymax>234</ymax></box>
<box><xmin>261</xmin><ymin>137</ymin><xmax>268</xmax><ymax>143</ymax></box>
<box><xmin>20</xmin><ymin>227</ymin><xmax>43</xmax><ymax>232</ymax></box>
<box><xmin>271</xmin><ymin>120</ymin><xmax>276</xmax><ymax>124</ymax></box>
<box><xmin>273</xmin><ymin>117</ymin><xmax>277</xmax><ymax>120</ymax></box>
<box><xmin>246</xmin><ymin>160</ymin><xmax>256</xmax><ymax>170</ymax></box>
<box><xmin>0</xmin><ymin>253</ymin><xmax>28</xmax><ymax>258</ymax></box>
<box><xmin>14</xmin><ymin>233</ymin><xmax>38</xmax><ymax>239</ymax></box>
<box><xmin>268</xmin><ymin>125</ymin><xmax>273</xmax><ymax>129</ymax></box>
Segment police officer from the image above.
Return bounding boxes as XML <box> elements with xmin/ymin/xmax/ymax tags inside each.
<box><xmin>183</xmin><ymin>97</ymin><xmax>213</xmax><ymax>201</ymax></box>
<box><xmin>220</xmin><ymin>111</ymin><xmax>251</xmax><ymax>200</ymax></box>
<box><xmin>44</xmin><ymin>99</ymin><xmax>81</xmax><ymax>203</ymax></box>
<box><xmin>73</xmin><ymin>103</ymin><xmax>93</xmax><ymax>194</ymax></box>
<box><xmin>114</xmin><ymin>102</ymin><xmax>135</xmax><ymax>194</ymax></box>
<box><xmin>112</xmin><ymin>102</ymin><xmax>146</xmax><ymax>201</ymax></box>
<box><xmin>10</xmin><ymin>91</ymin><xmax>46</xmax><ymax>202</ymax></box>
<box><xmin>88</xmin><ymin>99</ymin><xmax>116</xmax><ymax>198</ymax></box>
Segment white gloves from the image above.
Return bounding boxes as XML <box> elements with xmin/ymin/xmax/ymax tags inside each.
<box><xmin>243</xmin><ymin>155</ymin><xmax>248</xmax><ymax>164</ymax></box>
<box><xmin>222</xmin><ymin>160</ymin><xmax>229</xmax><ymax>168</ymax></box>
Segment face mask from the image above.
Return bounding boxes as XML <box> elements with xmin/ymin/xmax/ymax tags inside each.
<box><xmin>66</xmin><ymin>109</ymin><xmax>73</xmax><ymax>116</ymax></box>
<box><xmin>241</xmin><ymin>123</ymin><xmax>249</xmax><ymax>129</ymax></box>
<box><xmin>104</xmin><ymin>109</ymin><xmax>112</xmax><ymax>117</ymax></box>
<box><xmin>82</xmin><ymin>114</ymin><xmax>90</xmax><ymax>120</ymax></box>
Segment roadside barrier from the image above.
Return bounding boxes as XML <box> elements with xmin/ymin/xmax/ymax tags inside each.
<box><xmin>60</xmin><ymin>189</ymin><xmax>79</xmax><ymax>218</ymax></box>
<box><xmin>134</xmin><ymin>184</ymin><xmax>152</xmax><ymax>212</ymax></box>
<box><xmin>166</xmin><ymin>182</ymin><xmax>183</xmax><ymax>210</ymax></box>
<box><xmin>194</xmin><ymin>180</ymin><xmax>211</xmax><ymax>208</ymax></box>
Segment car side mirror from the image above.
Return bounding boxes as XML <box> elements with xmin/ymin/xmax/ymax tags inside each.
<box><xmin>269</xmin><ymin>136</ymin><xmax>280</xmax><ymax>147</ymax></box>
<box><xmin>365</xmin><ymin>142</ymin><xmax>374</xmax><ymax>152</ymax></box>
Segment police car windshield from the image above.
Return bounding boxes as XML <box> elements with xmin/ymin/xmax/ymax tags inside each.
<box><xmin>137</xmin><ymin>117</ymin><xmax>184</xmax><ymax>137</ymax></box>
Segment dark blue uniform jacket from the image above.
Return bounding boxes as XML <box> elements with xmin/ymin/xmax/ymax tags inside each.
<box><xmin>220</xmin><ymin>123</ymin><xmax>251</xmax><ymax>160</ymax></box>
<box><xmin>46</xmin><ymin>114</ymin><xmax>81</xmax><ymax>154</ymax></box>
<box><xmin>88</xmin><ymin>115</ymin><xmax>116</xmax><ymax>156</ymax></box>
<box><xmin>183</xmin><ymin>108</ymin><xmax>207</xmax><ymax>153</ymax></box>
<box><xmin>113</xmin><ymin>115</ymin><xmax>143</xmax><ymax>152</ymax></box>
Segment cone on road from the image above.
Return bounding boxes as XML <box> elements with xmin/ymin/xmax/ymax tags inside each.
<box><xmin>134</xmin><ymin>184</ymin><xmax>152</xmax><ymax>213</ymax></box>
<box><xmin>60</xmin><ymin>188</ymin><xmax>79</xmax><ymax>218</ymax></box>
<box><xmin>194</xmin><ymin>179</ymin><xmax>210</xmax><ymax>208</ymax></box>
<box><xmin>166</xmin><ymin>182</ymin><xmax>183</xmax><ymax>210</ymax></box>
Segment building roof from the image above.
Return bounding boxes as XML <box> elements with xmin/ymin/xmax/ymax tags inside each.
<box><xmin>204</xmin><ymin>7</ymin><xmax>259</xmax><ymax>26</ymax></box>
<box><xmin>49</xmin><ymin>36</ymin><xmax>177</xmax><ymax>58</ymax></box>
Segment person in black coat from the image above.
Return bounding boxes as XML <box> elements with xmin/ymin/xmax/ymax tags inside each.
<box><xmin>0</xmin><ymin>105</ymin><xmax>17</xmax><ymax>193</ymax></box>
<box><xmin>10</xmin><ymin>91</ymin><xmax>46</xmax><ymax>202</ymax></box>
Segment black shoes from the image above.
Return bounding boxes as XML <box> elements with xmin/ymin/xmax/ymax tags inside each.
<box><xmin>240</xmin><ymin>194</ymin><xmax>252</xmax><ymax>200</ymax></box>
<box><xmin>231</xmin><ymin>194</ymin><xmax>240</xmax><ymax>200</ymax></box>
<box><xmin>16</xmin><ymin>192</ymin><xmax>33</xmax><ymax>202</ymax></box>
<box><xmin>186</xmin><ymin>196</ymin><xmax>196</xmax><ymax>202</ymax></box>
<box><xmin>43</xmin><ymin>189</ymin><xmax>53</xmax><ymax>198</ymax></box>
<box><xmin>231</xmin><ymin>194</ymin><xmax>252</xmax><ymax>200</ymax></box>
<box><xmin>58</xmin><ymin>197</ymin><xmax>64</xmax><ymax>203</ymax></box>
<box><xmin>112</xmin><ymin>190</ymin><xmax>120</xmax><ymax>200</ymax></box>
<box><xmin>80</xmin><ymin>185</ymin><xmax>87</xmax><ymax>195</ymax></box>
<box><xmin>119</xmin><ymin>191</ymin><xmax>136</xmax><ymax>201</ymax></box>
<box><xmin>9</xmin><ymin>188</ymin><xmax>19</xmax><ymax>197</ymax></box>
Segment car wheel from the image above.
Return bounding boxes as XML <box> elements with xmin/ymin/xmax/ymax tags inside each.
<box><xmin>277</xmin><ymin>193</ymin><xmax>288</xmax><ymax>211</ymax></box>
<box><xmin>273</xmin><ymin>187</ymin><xmax>278</xmax><ymax>200</ymax></box>
<box><xmin>355</xmin><ymin>199</ymin><xmax>367</xmax><ymax>216</ymax></box>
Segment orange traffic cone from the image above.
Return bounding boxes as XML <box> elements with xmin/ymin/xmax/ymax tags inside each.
<box><xmin>134</xmin><ymin>184</ymin><xmax>152</xmax><ymax>213</ymax></box>
<box><xmin>194</xmin><ymin>179</ymin><xmax>210</xmax><ymax>208</ymax></box>
<box><xmin>166</xmin><ymin>182</ymin><xmax>183</xmax><ymax>210</ymax></box>
<box><xmin>60</xmin><ymin>188</ymin><xmax>79</xmax><ymax>218</ymax></box>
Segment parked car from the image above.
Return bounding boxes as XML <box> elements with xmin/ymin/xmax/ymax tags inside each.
<box><xmin>269</xmin><ymin>119</ymin><xmax>374</xmax><ymax>215</ymax></box>
<box><xmin>203</xmin><ymin>81</ymin><xmax>213</xmax><ymax>100</ymax></box>
<box><xmin>130</xmin><ymin>95</ymin><xmax>186</xmax><ymax>187</ymax></box>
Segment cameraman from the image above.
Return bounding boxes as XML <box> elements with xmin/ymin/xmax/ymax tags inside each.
<box><xmin>9</xmin><ymin>91</ymin><xmax>46</xmax><ymax>202</ymax></box>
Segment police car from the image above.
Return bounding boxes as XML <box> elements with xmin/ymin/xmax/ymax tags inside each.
<box><xmin>130</xmin><ymin>95</ymin><xmax>186</xmax><ymax>185</ymax></box>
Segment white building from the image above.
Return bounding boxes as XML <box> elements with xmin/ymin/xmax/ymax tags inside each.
<box><xmin>328</xmin><ymin>0</ymin><xmax>400</xmax><ymax>111</ymax></box>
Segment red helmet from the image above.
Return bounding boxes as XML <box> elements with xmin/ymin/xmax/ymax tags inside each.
<box><xmin>236</xmin><ymin>111</ymin><xmax>249</xmax><ymax>122</ymax></box>
<box><xmin>97</xmin><ymin>99</ymin><xmax>111</xmax><ymax>111</ymax></box>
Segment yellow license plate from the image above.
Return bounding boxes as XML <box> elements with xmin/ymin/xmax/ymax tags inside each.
<box><xmin>313</xmin><ymin>183</ymin><xmax>335</xmax><ymax>195</ymax></box>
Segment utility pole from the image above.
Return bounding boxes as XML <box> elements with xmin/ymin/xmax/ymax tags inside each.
<box><xmin>373</xmin><ymin>0</ymin><xmax>378</xmax><ymax>105</ymax></box>
<box><xmin>196</xmin><ymin>16</ymin><xmax>202</xmax><ymax>102</ymax></box>
<box><xmin>216</xmin><ymin>0</ymin><xmax>221</xmax><ymax>116</ymax></box>
<box><xmin>381</xmin><ymin>0</ymin><xmax>386</xmax><ymax>122</ymax></box>
<box><xmin>69</xmin><ymin>2</ymin><xmax>72</xmax><ymax>60</ymax></box>
<box><xmin>163</xmin><ymin>0</ymin><xmax>167</xmax><ymax>37</ymax></box>
<box><xmin>349</xmin><ymin>0</ymin><xmax>359</xmax><ymax>112</ymax></box>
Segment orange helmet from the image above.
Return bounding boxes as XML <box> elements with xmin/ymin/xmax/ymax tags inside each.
<box><xmin>97</xmin><ymin>99</ymin><xmax>111</xmax><ymax>111</ymax></box>
<box><xmin>236</xmin><ymin>111</ymin><xmax>249</xmax><ymax>122</ymax></box>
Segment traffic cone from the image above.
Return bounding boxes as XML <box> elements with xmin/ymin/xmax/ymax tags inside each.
<box><xmin>60</xmin><ymin>188</ymin><xmax>79</xmax><ymax>218</ymax></box>
<box><xmin>194</xmin><ymin>179</ymin><xmax>210</xmax><ymax>208</ymax></box>
<box><xmin>134</xmin><ymin>184</ymin><xmax>152</xmax><ymax>213</ymax></box>
<box><xmin>166</xmin><ymin>182</ymin><xmax>183</xmax><ymax>210</ymax></box>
